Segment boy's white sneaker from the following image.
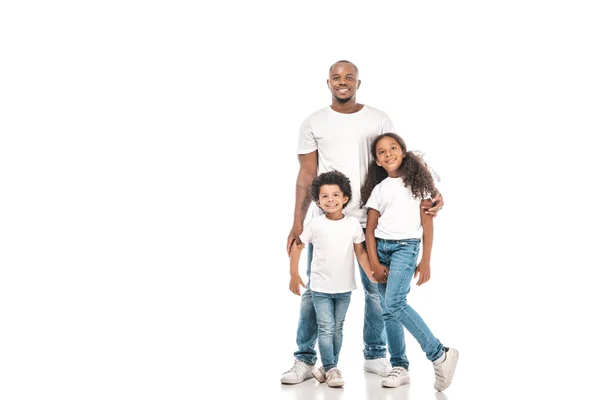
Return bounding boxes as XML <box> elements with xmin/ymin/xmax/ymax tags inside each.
<box><xmin>364</xmin><ymin>358</ymin><xmax>393</xmax><ymax>377</ymax></box>
<box><xmin>281</xmin><ymin>359</ymin><xmax>314</xmax><ymax>384</ymax></box>
<box><xmin>325</xmin><ymin>368</ymin><xmax>344</xmax><ymax>388</ymax></box>
<box><xmin>381</xmin><ymin>366</ymin><xmax>410</xmax><ymax>388</ymax></box>
<box><xmin>312</xmin><ymin>366</ymin><xmax>326</xmax><ymax>383</ymax></box>
<box><xmin>433</xmin><ymin>347</ymin><xmax>459</xmax><ymax>391</ymax></box>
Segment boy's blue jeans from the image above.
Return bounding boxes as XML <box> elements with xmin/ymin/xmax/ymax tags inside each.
<box><xmin>311</xmin><ymin>291</ymin><xmax>352</xmax><ymax>372</ymax></box>
<box><xmin>376</xmin><ymin>238</ymin><xmax>444</xmax><ymax>369</ymax></box>
<box><xmin>293</xmin><ymin>243</ymin><xmax>387</xmax><ymax>365</ymax></box>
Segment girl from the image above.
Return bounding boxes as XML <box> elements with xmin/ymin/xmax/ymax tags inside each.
<box><xmin>360</xmin><ymin>133</ymin><xmax>458</xmax><ymax>391</ymax></box>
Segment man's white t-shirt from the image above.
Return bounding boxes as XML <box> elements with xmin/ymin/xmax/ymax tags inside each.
<box><xmin>297</xmin><ymin>105</ymin><xmax>396</xmax><ymax>227</ymax></box>
<box><xmin>299</xmin><ymin>215</ymin><xmax>365</xmax><ymax>294</ymax></box>
<box><xmin>364</xmin><ymin>177</ymin><xmax>423</xmax><ymax>240</ymax></box>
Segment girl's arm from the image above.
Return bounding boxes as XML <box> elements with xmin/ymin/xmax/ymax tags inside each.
<box><xmin>354</xmin><ymin>243</ymin><xmax>377</xmax><ymax>283</ymax></box>
<box><xmin>289</xmin><ymin>243</ymin><xmax>306</xmax><ymax>295</ymax></box>
<box><xmin>416</xmin><ymin>198</ymin><xmax>434</xmax><ymax>286</ymax></box>
<box><xmin>366</xmin><ymin>208</ymin><xmax>388</xmax><ymax>283</ymax></box>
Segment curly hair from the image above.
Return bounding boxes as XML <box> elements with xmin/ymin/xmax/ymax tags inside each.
<box><xmin>311</xmin><ymin>170</ymin><xmax>352</xmax><ymax>209</ymax></box>
<box><xmin>360</xmin><ymin>133</ymin><xmax>438</xmax><ymax>207</ymax></box>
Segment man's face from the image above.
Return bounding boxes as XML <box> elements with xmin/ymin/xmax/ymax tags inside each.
<box><xmin>327</xmin><ymin>63</ymin><xmax>360</xmax><ymax>103</ymax></box>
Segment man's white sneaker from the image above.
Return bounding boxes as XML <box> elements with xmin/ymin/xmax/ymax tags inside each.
<box><xmin>281</xmin><ymin>359</ymin><xmax>314</xmax><ymax>384</ymax></box>
<box><xmin>364</xmin><ymin>358</ymin><xmax>393</xmax><ymax>377</ymax></box>
<box><xmin>381</xmin><ymin>366</ymin><xmax>410</xmax><ymax>388</ymax></box>
<box><xmin>325</xmin><ymin>368</ymin><xmax>344</xmax><ymax>388</ymax></box>
<box><xmin>433</xmin><ymin>347</ymin><xmax>459</xmax><ymax>391</ymax></box>
<box><xmin>312</xmin><ymin>366</ymin><xmax>326</xmax><ymax>383</ymax></box>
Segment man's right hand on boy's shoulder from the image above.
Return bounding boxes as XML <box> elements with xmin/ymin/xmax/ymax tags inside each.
<box><xmin>289</xmin><ymin>274</ymin><xmax>306</xmax><ymax>296</ymax></box>
<box><xmin>287</xmin><ymin>223</ymin><xmax>304</xmax><ymax>256</ymax></box>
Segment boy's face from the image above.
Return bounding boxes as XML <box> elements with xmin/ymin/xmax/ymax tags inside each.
<box><xmin>318</xmin><ymin>184</ymin><xmax>348</xmax><ymax>214</ymax></box>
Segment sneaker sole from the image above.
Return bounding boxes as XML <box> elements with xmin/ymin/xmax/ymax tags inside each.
<box><xmin>382</xmin><ymin>376</ymin><xmax>410</xmax><ymax>388</ymax></box>
<box><xmin>281</xmin><ymin>375</ymin><xmax>314</xmax><ymax>385</ymax></box>
<box><xmin>435</xmin><ymin>349</ymin><xmax>459</xmax><ymax>391</ymax></box>
<box><xmin>327</xmin><ymin>380</ymin><xmax>344</xmax><ymax>388</ymax></box>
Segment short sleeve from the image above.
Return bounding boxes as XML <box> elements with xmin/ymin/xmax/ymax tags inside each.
<box><xmin>299</xmin><ymin>220</ymin><xmax>313</xmax><ymax>244</ymax></box>
<box><xmin>381</xmin><ymin>112</ymin><xmax>396</xmax><ymax>134</ymax></box>
<box><xmin>364</xmin><ymin>184</ymin><xmax>381</xmax><ymax>212</ymax></box>
<box><xmin>353</xmin><ymin>218</ymin><xmax>365</xmax><ymax>244</ymax></box>
<box><xmin>297</xmin><ymin>117</ymin><xmax>317</xmax><ymax>154</ymax></box>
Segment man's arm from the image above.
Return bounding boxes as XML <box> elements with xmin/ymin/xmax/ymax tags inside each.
<box><xmin>289</xmin><ymin>242</ymin><xmax>306</xmax><ymax>295</ymax></box>
<box><xmin>287</xmin><ymin>151</ymin><xmax>318</xmax><ymax>256</ymax></box>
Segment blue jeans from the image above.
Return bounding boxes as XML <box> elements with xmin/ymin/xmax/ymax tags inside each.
<box><xmin>376</xmin><ymin>238</ymin><xmax>444</xmax><ymax>369</ymax></box>
<box><xmin>311</xmin><ymin>291</ymin><xmax>352</xmax><ymax>371</ymax></box>
<box><xmin>293</xmin><ymin>242</ymin><xmax>387</xmax><ymax>364</ymax></box>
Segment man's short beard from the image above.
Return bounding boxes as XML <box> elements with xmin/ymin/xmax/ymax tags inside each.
<box><xmin>333</xmin><ymin>94</ymin><xmax>354</xmax><ymax>104</ymax></box>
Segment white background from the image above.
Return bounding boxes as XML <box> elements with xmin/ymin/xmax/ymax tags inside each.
<box><xmin>1</xmin><ymin>1</ymin><xmax>599</xmax><ymax>399</ymax></box>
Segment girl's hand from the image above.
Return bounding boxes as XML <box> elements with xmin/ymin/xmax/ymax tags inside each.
<box><xmin>414</xmin><ymin>261</ymin><xmax>431</xmax><ymax>286</ymax></box>
<box><xmin>289</xmin><ymin>274</ymin><xmax>305</xmax><ymax>296</ymax></box>
<box><xmin>371</xmin><ymin>263</ymin><xmax>389</xmax><ymax>283</ymax></box>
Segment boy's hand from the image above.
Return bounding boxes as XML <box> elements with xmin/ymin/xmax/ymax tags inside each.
<box><xmin>414</xmin><ymin>261</ymin><xmax>431</xmax><ymax>286</ymax></box>
<box><xmin>289</xmin><ymin>274</ymin><xmax>306</xmax><ymax>296</ymax></box>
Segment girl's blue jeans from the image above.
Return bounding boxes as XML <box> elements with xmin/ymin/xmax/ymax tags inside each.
<box><xmin>376</xmin><ymin>238</ymin><xmax>444</xmax><ymax>369</ymax></box>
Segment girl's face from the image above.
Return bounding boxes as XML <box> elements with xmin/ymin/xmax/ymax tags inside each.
<box><xmin>375</xmin><ymin>136</ymin><xmax>405</xmax><ymax>177</ymax></box>
<box><xmin>318</xmin><ymin>184</ymin><xmax>348</xmax><ymax>215</ymax></box>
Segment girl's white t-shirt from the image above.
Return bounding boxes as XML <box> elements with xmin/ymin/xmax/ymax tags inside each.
<box><xmin>297</xmin><ymin>105</ymin><xmax>396</xmax><ymax>227</ymax></box>
<box><xmin>299</xmin><ymin>215</ymin><xmax>365</xmax><ymax>294</ymax></box>
<box><xmin>365</xmin><ymin>177</ymin><xmax>423</xmax><ymax>240</ymax></box>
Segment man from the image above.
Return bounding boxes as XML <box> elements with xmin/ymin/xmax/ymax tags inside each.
<box><xmin>281</xmin><ymin>60</ymin><xmax>444</xmax><ymax>384</ymax></box>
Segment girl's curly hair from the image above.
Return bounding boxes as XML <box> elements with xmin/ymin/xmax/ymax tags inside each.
<box><xmin>360</xmin><ymin>133</ymin><xmax>438</xmax><ymax>207</ymax></box>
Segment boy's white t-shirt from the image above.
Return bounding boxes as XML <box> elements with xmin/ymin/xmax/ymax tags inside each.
<box><xmin>297</xmin><ymin>105</ymin><xmax>396</xmax><ymax>227</ymax></box>
<box><xmin>299</xmin><ymin>215</ymin><xmax>365</xmax><ymax>294</ymax></box>
<box><xmin>365</xmin><ymin>177</ymin><xmax>423</xmax><ymax>240</ymax></box>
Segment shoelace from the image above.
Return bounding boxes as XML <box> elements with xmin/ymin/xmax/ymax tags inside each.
<box><xmin>328</xmin><ymin>369</ymin><xmax>342</xmax><ymax>380</ymax></box>
<box><xmin>433</xmin><ymin>363</ymin><xmax>444</xmax><ymax>379</ymax></box>
<box><xmin>288</xmin><ymin>360</ymin><xmax>306</xmax><ymax>375</ymax></box>
<box><xmin>388</xmin><ymin>367</ymin><xmax>406</xmax><ymax>378</ymax></box>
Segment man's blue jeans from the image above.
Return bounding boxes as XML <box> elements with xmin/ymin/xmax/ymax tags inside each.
<box><xmin>311</xmin><ymin>291</ymin><xmax>352</xmax><ymax>372</ymax></box>
<box><xmin>293</xmin><ymin>243</ymin><xmax>387</xmax><ymax>365</ymax></box>
<box><xmin>376</xmin><ymin>238</ymin><xmax>444</xmax><ymax>369</ymax></box>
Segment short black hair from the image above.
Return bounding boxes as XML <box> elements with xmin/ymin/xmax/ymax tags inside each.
<box><xmin>329</xmin><ymin>60</ymin><xmax>359</xmax><ymax>75</ymax></box>
<box><xmin>310</xmin><ymin>170</ymin><xmax>352</xmax><ymax>209</ymax></box>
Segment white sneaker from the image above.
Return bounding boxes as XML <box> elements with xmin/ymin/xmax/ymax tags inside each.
<box><xmin>281</xmin><ymin>359</ymin><xmax>314</xmax><ymax>384</ymax></box>
<box><xmin>381</xmin><ymin>366</ymin><xmax>410</xmax><ymax>388</ymax></box>
<box><xmin>325</xmin><ymin>368</ymin><xmax>344</xmax><ymax>388</ymax></box>
<box><xmin>433</xmin><ymin>347</ymin><xmax>459</xmax><ymax>391</ymax></box>
<box><xmin>364</xmin><ymin>358</ymin><xmax>393</xmax><ymax>377</ymax></box>
<box><xmin>312</xmin><ymin>366</ymin><xmax>326</xmax><ymax>383</ymax></box>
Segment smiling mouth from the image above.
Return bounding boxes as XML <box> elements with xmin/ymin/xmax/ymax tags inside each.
<box><xmin>336</xmin><ymin>87</ymin><xmax>350</xmax><ymax>94</ymax></box>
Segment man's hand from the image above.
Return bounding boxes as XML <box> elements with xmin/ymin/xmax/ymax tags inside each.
<box><xmin>414</xmin><ymin>261</ymin><xmax>431</xmax><ymax>286</ymax></box>
<box><xmin>287</xmin><ymin>223</ymin><xmax>303</xmax><ymax>256</ymax></box>
<box><xmin>289</xmin><ymin>273</ymin><xmax>306</xmax><ymax>296</ymax></box>
<box><xmin>423</xmin><ymin>191</ymin><xmax>444</xmax><ymax>217</ymax></box>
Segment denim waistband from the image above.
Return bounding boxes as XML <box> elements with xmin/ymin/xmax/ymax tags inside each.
<box><xmin>376</xmin><ymin>237</ymin><xmax>421</xmax><ymax>243</ymax></box>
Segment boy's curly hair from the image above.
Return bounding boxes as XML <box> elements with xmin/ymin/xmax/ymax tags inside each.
<box><xmin>311</xmin><ymin>170</ymin><xmax>352</xmax><ymax>209</ymax></box>
<box><xmin>360</xmin><ymin>133</ymin><xmax>438</xmax><ymax>207</ymax></box>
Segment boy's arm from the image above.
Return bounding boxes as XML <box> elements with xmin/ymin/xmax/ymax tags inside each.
<box><xmin>365</xmin><ymin>209</ymin><xmax>388</xmax><ymax>283</ymax></box>
<box><xmin>289</xmin><ymin>242</ymin><xmax>306</xmax><ymax>295</ymax></box>
<box><xmin>354</xmin><ymin>243</ymin><xmax>377</xmax><ymax>283</ymax></box>
<box><xmin>416</xmin><ymin>198</ymin><xmax>434</xmax><ymax>286</ymax></box>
